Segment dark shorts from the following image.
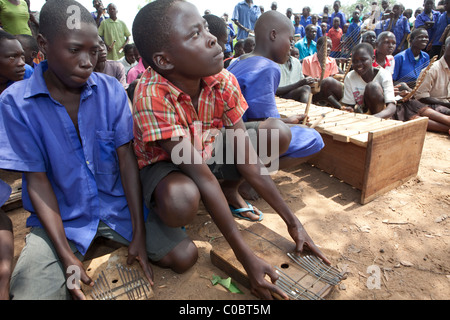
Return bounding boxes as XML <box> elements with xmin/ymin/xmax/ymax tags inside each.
<box><xmin>140</xmin><ymin>122</ymin><xmax>261</xmax><ymax>259</ymax></box>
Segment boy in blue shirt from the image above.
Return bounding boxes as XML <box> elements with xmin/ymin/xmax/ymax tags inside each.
<box><xmin>0</xmin><ymin>0</ymin><xmax>152</xmax><ymax>300</ymax></box>
<box><xmin>346</xmin><ymin>10</ymin><xmax>362</xmax><ymax>52</ymax></box>
<box><xmin>393</xmin><ymin>28</ymin><xmax>430</xmax><ymax>87</ymax></box>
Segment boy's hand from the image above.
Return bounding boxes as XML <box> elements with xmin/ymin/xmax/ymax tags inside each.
<box><xmin>287</xmin><ymin>223</ymin><xmax>331</xmax><ymax>265</ymax></box>
<box><xmin>62</xmin><ymin>253</ymin><xmax>93</xmax><ymax>300</ymax></box>
<box><xmin>285</xmin><ymin>114</ymin><xmax>307</xmax><ymax>124</ymax></box>
<box><xmin>242</xmin><ymin>254</ymin><xmax>289</xmax><ymax>300</ymax></box>
<box><xmin>127</xmin><ymin>238</ymin><xmax>154</xmax><ymax>286</ymax></box>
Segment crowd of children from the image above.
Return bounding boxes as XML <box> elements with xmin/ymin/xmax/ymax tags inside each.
<box><xmin>0</xmin><ymin>0</ymin><xmax>449</xmax><ymax>301</ymax></box>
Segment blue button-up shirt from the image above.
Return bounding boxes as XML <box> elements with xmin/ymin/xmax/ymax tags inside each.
<box><xmin>393</xmin><ymin>48</ymin><xmax>430</xmax><ymax>84</ymax></box>
<box><xmin>382</xmin><ymin>15</ymin><xmax>411</xmax><ymax>51</ymax></box>
<box><xmin>232</xmin><ymin>1</ymin><xmax>261</xmax><ymax>40</ymax></box>
<box><xmin>331</xmin><ymin>11</ymin><xmax>346</xmax><ymax>29</ymax></box>
<box><xmin>295</xmin><ymin>37</ymin><xmax>317</xmax><ymax>60</ymax></box>
<box><xmin>432</xmin><ymin>11</ymin><xmax>450</xmax><ymax>46</ymax></box>
<box><xmin>0</xmin><ymin>61</ymin><xmax>137</xmax><ymax>255</ymax></box>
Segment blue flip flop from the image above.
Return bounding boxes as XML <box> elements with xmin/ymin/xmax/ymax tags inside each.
<box><xmin>229</xmin><ymin>201</ymin><xmax>264</xmax><ymax>222</ymax></box>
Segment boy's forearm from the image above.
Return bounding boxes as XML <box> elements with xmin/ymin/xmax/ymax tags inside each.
<box><xmin>24</xmin><ymin>172</ymin><xmax>74</xmax><ymax>263</ymax></box>
<box><xmin>117</xmin><ymin>142</ymin><xmax>145</xmax><ymax>238</ymax></box>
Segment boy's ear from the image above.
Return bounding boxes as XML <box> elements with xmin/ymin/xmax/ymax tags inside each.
<box><xmin>270</xmin><ymin>29</ymin><xmax>277</xmax><ymax>41</ymax></box>
<box><xmin>36</xmin><ymin>34</ymin><xmax>48</xmax><ymax>56</ymax></box>
<box><xmin>153</xmin><ymin>52</ymin><xmax>174</xmax><ymax>71</ymax></box>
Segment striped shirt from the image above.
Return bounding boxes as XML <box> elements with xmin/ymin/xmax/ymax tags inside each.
<box><xmin>133</xmin><ymin>68</ymin><xmax>248</xmax><ymax>169</ymax></box>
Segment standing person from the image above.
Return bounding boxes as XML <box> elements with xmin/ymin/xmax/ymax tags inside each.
<box><xmin>310</xmin><ymin>14</ymin><xmax>323</xmax><ymax>41</ymax></box>
<box><xmin>346</xmin><ymin>9</ymin><xmax>362</xmax><ymax>53</ymax></box>
<box><xmin>331</xmin><ymin>0</ymin><xmax>346</xmax><ymax>29</ymax></box>
<box><xmin>294</xmin><ymin>14</ymin><xmax>306</xmax><ymax>38</ymax></box>
<box><xmin>0</xmin><ymin>179</ymin><xmax>13</xmax><ymax>300</ymax></box>
<box><xmin>393</xmin><ymin>28</ymin><xmax>430</xmax><ymax>87</ymax></box>
<box><xmin>415</xmin><ymin>0</ymin><xmax>441</xmax><ymax>50</ymax></box>
<box><xmin>132</xmin><ymin>0</ymin><xmax>330</xmax><ymax>299</ymax></box>
<box><xmin>328</xmin><ymin>17</ymin><xmax>343</xmax><ymax>57</ymax></box>
<box><xmin>232</xmin><ymin>0</ymin><xmax>261</xmax><ymax>40</ymax></box>
<box><xmin>300</xmin><ymin>7</ymin><xmax>311</xmax><ymax>28</ymax></box>
<box><xmin>91</xmin><ymin>0</ymin><xmax>107</xmax><ymax>27</ymax></box>
<box><xmin>429</xmin><ymin>0</ymin><xmax>450</xmax><ymax>57</ymax></box>
<box><xmin>295</xmin><ymin>24</ymin><xmax>318</xmax><ymax>60</ymax></box>
<box><xmin>382</xmin><ymin>4</ymin><xmax>411</xmax><ymax>53</ymax></box>
<box><xmin>98</xmin><ymin>2</ymin><xmax>131</xmax><ymax>60</ymax></box>
<box><xmin>1</xmin><ymin>0</ymin><xmax>153</xmax><ymax>300</ymax></box>
<box><xmin>0</xmin><ymin>0</ymin><xmax>32</xmax><ymax>35</ymax></box>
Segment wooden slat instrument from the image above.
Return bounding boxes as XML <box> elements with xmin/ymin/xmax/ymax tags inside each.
<box><xmin>401</xmin><ymin>55</ymin><xmax>438</xmax><ymax>102</ymax></box>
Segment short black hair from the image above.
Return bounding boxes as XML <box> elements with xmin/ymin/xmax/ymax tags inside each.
<box><xmin>0</xmin><ymin>30</ymin><xmax>16</xmax><ymax>44</ymax></box>
<box><xmin>203</xmin><ymin>14</ymin><xmax>227</xmax><ymax>42</ymax></box>
<box><xmin>16</xmin><ymin>34</ymin><xmax>39</xmax><ymax>52</ymax></box>
<box><xmin>123</xmin><ymin>43</ymin><xmax>136</xmax><ymax>55</ymax></box>
<box><xmin>410</xmin><ymin>27</ymin><xmax>428</xmax><ymax>41</ymax></box>
<box><xmin>39</xmin><ymin>0</ymin><xmax>96</xmax><ymax>41</ymax></box>
<box><xmin>352</xmin><ymin>42</ymin><xmax>374</xmax><ymax>57</ymax></box>
<box><xmin>133</xmin><ymin>0</ymin><xmax>183</xmax><ymax>70</ymax></box>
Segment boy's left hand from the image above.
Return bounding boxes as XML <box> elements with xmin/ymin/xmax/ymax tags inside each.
<box><xmin>127</xmin><ymin>239</ymin><xmax>154</xmax><ymax>286</ymax></box>
<box><xmin>287</xmin><ymin>223</ymin><xmax>331</xmax><ymax>265</ymax></box>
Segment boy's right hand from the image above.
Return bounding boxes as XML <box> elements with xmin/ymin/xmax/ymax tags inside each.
<box><xmin>242</xmin><ymin>254</ymin><xmax>289</xmax><ymax>300</ymax></box>
<box><xmin>62</xmin><ymin>253</ymin><xmax>93</xmax><ymax>300</ymax></box>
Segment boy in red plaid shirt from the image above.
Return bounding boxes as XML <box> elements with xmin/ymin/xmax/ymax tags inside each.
<box><xmin>132</xmin><ymin>0</ymin><xmax>329</xmax><ymax>299</ymax></box>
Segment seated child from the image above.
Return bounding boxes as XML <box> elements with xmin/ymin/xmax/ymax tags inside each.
<box><xmin>0</xmin><ymin>30</ymin><xmax>34</xmax><ymax>94</ymax></box>
<box><xmin>0</xmin><ymin>0</ymin><xmax>153</xmax><ymax>300</ymax></box>
<box><xmin>132</xmin><ymin>0</ymin><xmax>330</xmax><ymax>299</ymax></box>
<box><xmin>94</xmin><ymin>36</ymin><xmax>128</xmax><ymax>88</ymax></box>
<box><xmin>276</xmin><ymin>47</ymin><xmax>316</xmax><ymax>103</ymax></box>
<box><xmin>341</xmin><ymin>43</ymin><xmax>397</xmax><ymax>118</ymax></box>
<box><xmin>302</xmin><ymin>36</ymin><xmax>344</xmax><ymax>104</ymax></box>
<box><xmin>227</xmin><ymin>10</ymin><xmax>325</xmax><ymax>171</ymax></box>
<box><xmin>412</xmin><ymin>36</ymin><xmax>450</xmax><ymax>134</ymax></box>
<box><xmin>0</xmin><ymin>179</ymin><xmax>13</xmax><ymax>300</ymax></box>
<box><xmin>393</xmin><ymin>28</ymin><xmax>430</xmax><ymax>88</ymax></box>
<box><xmin>373</xmin><ymin>31</ymin><xmax>396</xmax><ymax>74</ymax></box>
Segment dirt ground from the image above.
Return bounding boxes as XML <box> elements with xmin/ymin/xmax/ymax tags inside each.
<box><xmin>3</xmin><ymin>131</ymin><xmax>449</xmax><ymax>301</ymax></box>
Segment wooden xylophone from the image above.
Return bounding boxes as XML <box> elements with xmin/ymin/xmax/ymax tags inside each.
<box><xmin>276</xmin><ymin>97</ymin><xmax>428</xmax><ymax>204</ymax></box>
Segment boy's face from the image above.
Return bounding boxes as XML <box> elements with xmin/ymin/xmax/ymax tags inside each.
<box><xmin>377</xmin><ymin>35</ymin><xmax>396</xmax><ymax>55</ymax></box>
<box><xmin>353</xmin><ymin>10</ymin><xmax>360</xmax><ymax>20</ymax></box>
<box><xmin>107</xmin><ymin>4</ymin><xmax>117</xmax><ymax>19</ymax></box>
<box><xmin>352</xmin><ymin>48</ymin><xmax>374</xmax><ymax>77</ymax></box>
<box><xmin>39</xmin><ymin>22</ymin><xmax>99</xmax><ymax>89</ymax></box>
<box><xmin>362</xmin><ymin>32</ymin><xmax>377</xmax><ymax>47</ymax></box>
<box><xmin>163</xmin><ymin>2</ymin><xmax>224</xmax><ymax>78</ymax></box>
<box><xmin>306</xmin><ymin>26</ymin><xmax>317</xmax><ymax>41</ymax></box>
<box><xmin>97</xmin><ymin>36</ymin><xmax>108</xmax><ymax>63</ymax></box>
<box><xmin>273</xmin><ymin>22</ymin><xmax>294</xmax><ymax>64</ymax></box>
<box><xmin>125</xmin><ymin>48</ymin><xmax>136</xmax><ymax>64</ymax></box>
<box><xmin>411</xmin><ymin>30</ymin><xmax>429</xmax><ymax>50</ymax></box>
<box><xmin>0</xmin><ymin>39</ymin><xmax>26</xmax><ymax>83</ymax></box>
<box><xmin>333</xmin><ymin>18</ymin><xmax>340</xmax><ymax>29</ymax></box>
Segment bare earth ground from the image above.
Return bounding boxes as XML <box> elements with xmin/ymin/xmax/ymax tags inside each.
<box><xmin>4</xmin><ymin>131</ymin><xmax>450</xmax><ymax>301</ymax></box>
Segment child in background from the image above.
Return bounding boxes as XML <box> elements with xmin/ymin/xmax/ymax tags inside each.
<box><xmin>228</xmin><ymin>10</ymin><xmax>324</xmax><ymax>169</ymax></box>
<box><xmin>118</xmin><ymin>43</ymin><xmax>138</xmax><ymax>75</ymax></box>
<box><xmin>302</xmin><ymin>36</ymin><xmax>344</xmax><ymax>105</ymax></box>
<box><xmin>383</xmin><ymin>4</ymin><xmax>411</xmax><ymax>53</ymax></box>
<box><xmin>0</xmin><ymin>0</ymin><xmax>153</xmax><ymax>300</ymax></box>
<box><xmin>0</xmin><ymin>30</ymin><xmax>33</xmax><ymax>94</ymax></box>
<box><xmin>346</xmin><ymin>10</ymin><xmax>362</xmax><ymax>52</ymax></box>
<box><xmin>373</xmin><ymin>31</ymin><xmax>396</xmax><ymax>75</ymax></box>
<box><xmin>341</xmin><ymin>43</ymin><xmax>397</xmax><ymax>118</ymax></box>
<box><xmin>132</xmin><ymin>1</ymin><xmax>330</xmax><ymax>299</ymax></box>
<box><xmin>328</xmin><ymin>17</ymin><xmax>343</xmax><ymax>57</ymax></box>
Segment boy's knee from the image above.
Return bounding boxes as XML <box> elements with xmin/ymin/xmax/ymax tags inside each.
<box><xmin>364</xmin><ymin>82</ymin><xmax>383</xmax><ymax>98</ymax></box>
<box><xmin>258</xmin><ymin>118</ymin><xmax>291</xmax><ymax>155</ymax></box>
<box><xmin>158</xmin><ymin>238</ymin><xmax>198</xmax><ymax>274</ymax></box>
<box><xmin>0</xmin><ymin>211</ymin><xmax>12</xmax><ymax>232</ymax></box>
<box><xmin>155</xmin><ymin>179</ymin><xmax>200</xmax><ymax>227</ymax></box>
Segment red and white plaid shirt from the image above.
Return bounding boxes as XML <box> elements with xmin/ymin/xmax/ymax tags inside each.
<box><xmin>133</xmin><ymin>68</ymin><xmax>248</xmax><ymax>169</ymax></box>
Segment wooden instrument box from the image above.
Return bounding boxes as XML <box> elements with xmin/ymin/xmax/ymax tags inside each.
<box><xmin>276</xmin><ymin>98</ymin><xmax>428</xmax><ymax>204</ymax></box>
